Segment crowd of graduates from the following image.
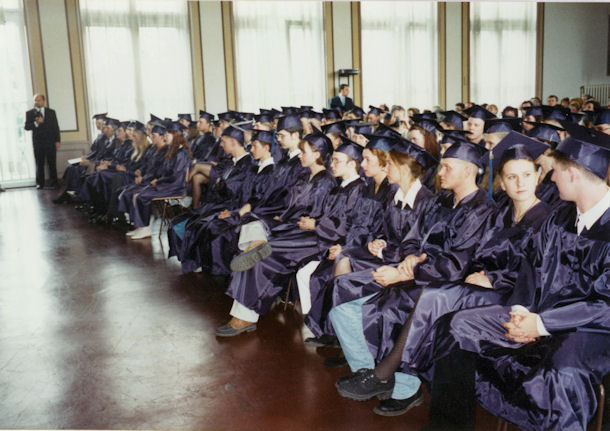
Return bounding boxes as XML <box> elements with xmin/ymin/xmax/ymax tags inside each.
<box><xmin>52</xmin><ymin>97</ymin><xmax>610</xmax><ymax>431</ymax></box>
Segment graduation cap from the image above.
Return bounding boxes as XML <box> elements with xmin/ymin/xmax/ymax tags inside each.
<box><xmin>277</xmin><ymin>114</ymin><xmax>302</xmax><ymax>132</ymax></box>
<box><xmin>239</xmin><ymin>112</ymin><xmax>255</xmax><ymax>121</ymax></box>
<box><xmin>411</xmin><ymin>112</ymin><xmax>437</xmax><ymax>122</ymax></box>
<box><xmin>593</xmin><ymin>108</ymin><xmax>610</xmax><ymax>125</ymax></box>
<box><xmin>368</xmin><ymin>105</ymin><xmax>386</xmax><ymax>116</ymax></box>
<box><xmin>336</xmin><ymin>136</ymin><xmax>363</xmax><ymax>162</ymax></box>
<box><xmin>254</xmin><ymin>113</ymin><xmax>274</xmax><ymax>124</ymax></box>
<box><xmin>149</xmin><ymin>113</ymin><xmax>162</xmax><ymax>124</ymax></box>
<box><xmin>483</xmin><ymin>131</ymin><xmax>550</xmax><ymax>171</ymax></box>
<box><xmin>372</xmin><ymin>123</ymin><xmax>402</xmax><ymax>138</ymax></box>
<box><xmin>463</xmin><ymin>104</ymin><xmax>496</xmax><ymax>120</ymax></box>
<box><xmin>118</xmin><ymin>121</ymin><xmax>130</xmax><ymax>129</ymax></box>
<box><xmin>440</xmin><ymin>129</ymin><xmax>471</xmax><ymax>146</ymax></box>
<box><xmin>566</xmin><ymin>112</ymin><xmax>586</xmax><ymax>124</ymax></box>
<box><xmin>412</xmin><ymin>118</ymin><xmax>440</xmax><ymax>135</ymax></box>
<box><xmin>234</xmin><ymin>120</ymin><xmax>254</xmax><ymax>131</ymax></box>
<box><xmin>178</xmin><ymin>113</ymin><xmax>192</xmax><ymax>122</ymax></box>
<box><xmin>198</xmin><ymin>110</ymin><xmax>215</xmax><ymax>122</ymax></box>
<box><xmin>524</xmin><ymin>106</ymin><xmax>543</xmax><ymax>118</ymax></box>
<box><xmin>352</xmin><ymin>123</ymin><xmax>374</xmax><ymax>135</ymax></box>
<box><xmin>167</xmin><ymin>121</ymin><xmax>187</xmax><ymax>132</ymax></box>
<box><xmin>439</xmin><ymin>110</ymin><xmax>467</xmax><ymax>129</ymax></box>
<box><xmin>322</xmin><ymin>120</ymin><xmax>346</xmax><ymax>135</ymax></box>
<box><xmin>364</xmin><ymin>135</ymin><xmax>397</xmax><ymax>152</ymax></box>
<box><xmin>303</xmin><ymin>130</ymin><xmax>333</xmax><ymax>158</ymax></box>
<box><xmin>188</xmin><ymin>120</ymin><xmax>198</xmax><ymax>129</ymax></box>
<box><xmin>323</xmin><ymin>108</ymin><xmax>342</xmax><ymax>120</ymax></box>
<box><xmin>300</xmin><ymin>105</ymin><xmax>313</xmax><ymax>110</ymax></box>
<box><xmin>104</xmin><ymin>117</ymin><xmax>120</xmax><ymax>129</ymax></box>
<box><xmin>348</xmin><ymin>106</ymin><xmax>365</xmax><ymax>118</ymax></box>
<box><xmin>129</xmin><ymin>120</ymin><xmax>146</xmax><ymax>133</ymax></box>
<box><xmin>217</xmin><ymin>112</ymin><xmax>235</xmax><ymax>122</ymax></box>
<box><xmin>151</xmin><ymin>124</ymin><xmax>166</xmax><ymax>135</ymax></box>
<box><xmin>541</xmin><ymin>105</ymin><xmax>569</xmax><ymax>123</ymax></box>
<box><xmin>281</xmin><ymin>106</ymin><xmax>300</xmax><ymax>115</ymax></box>
<box><xmin>308</xmin><ymin>110</ymin><xmax>324</xmax><ymax>121</ymax></box>
<box><xmin>251</xmin><ymin>129</ymin><xmax>274</xmax><ymax>146</ymax></box>
<box><xmin>555</xmin><ymin>122</ymin><xmax>610</xmax><ymax>179</ymax></box>
<box><xmin>484</xmin><ymin>117</ymin><xmax>522</xmax><ymax>134</ymax></box>
<box><xmin>92</xmin><ymin>112</ymin><xmax>107</xmax><ymax>120</ymax></box>
<box><xmin>391</xmin><ymin>138</ymin><xmax>438</xmax><ymax>171</ymax></box>
<box><xmin>221</xmin><ymin>125</ymin><xmax>245</xmax><ymax>146</ymax></box>
<box><xmin>524</xmin><ymin>121</ymin><xmax>562</xmax><ymax>144</ymax></box>
<box><xmin>442</xmin><ymin>140</ymin><xmax>488</xmax><ymax>169</ymax></box>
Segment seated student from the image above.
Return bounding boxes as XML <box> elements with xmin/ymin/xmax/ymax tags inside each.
<box><xmin>303</xmin><ymin>137</ymin><xmax>437</xmax><ymax>345</ymax></box>
<box><xmin>216</xmin><ymin>140</ymin><xmax>368</xmax><ymax>337</ymax></box>
<box><xmin>482</xmin><ymin>117</ymin><xmax>522</xmax><ymax>151</ymax></box>
<box><xmin>122</xmin><ymin>122</ymin><xmax>190</xmax><ymax>240</ymax></box>
<box><xmin>522</xmin><ymin>105</ymin><xmax>543</xmax><ymax>131</ymax></box>
<box><xmin>438</xmin><ymin>110</ymin><xmax>467</xmax><ymax>131</ymax></box>
<box><xmin>424</xmin><ymin>125</ymin><xmax>610</xmax><ymax>431</ymax></box>
<box><xmin>408</xmin><ymin>114</ymin><xmax>440</xmax><ymax>190</ymax></box>
<box><xmin>593</xmin><ymin>108</ymin><xmax>610</xmax><ymax>136</ymax></box>
<box><xmin>167</xmin><ymin>125</ymin><xmax>254</xmax><ymax>272</ymax></box>
<box><xmin>192</xmin><ymin>129</ymin><xmax>279</xmax><ymax>276</ymax></box>
<box><xmin>338</xmin><ymin>132</ymin><xmax>551</xmax><ymax>417</ymax></box>
<box><xmin>297</xmin><ymin>135</ymin><xmax>395</xmax><ymax>337</ymax></box>
<box><xmin>463</xmin><ymin>104</ymin><xmax>496</xmax><ymax>146</ymax></box>
<box><xmin>229</xmin><ymin>130</ymin><xmax>336</xmax><ymax>273</ymax></box>
<box><xmin>54</xmin><ymin>112</ymin><xmax>108</xmax><ymax>203</ymax></box>
<box><xmin>329</xmin><ymin>140</ymin><xmax>495</xmax><ymax>403</ymax></box>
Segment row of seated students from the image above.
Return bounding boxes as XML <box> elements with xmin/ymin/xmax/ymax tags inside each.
<box><xmin>54</xmin><ymin>102</ymin><xmax>610</xmax><ymax>431</ymax></box>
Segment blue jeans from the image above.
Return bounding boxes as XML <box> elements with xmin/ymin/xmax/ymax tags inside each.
<box><xmin>330</xmin><ymin>295</ymin><xmax>421</xmax><ymax>399</ymax></box>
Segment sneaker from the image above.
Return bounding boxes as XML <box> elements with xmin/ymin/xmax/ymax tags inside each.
<box><xmin>336</xmin><ymin>369</ymin><xmax>394</xmax><ymax>401</ymax></box>
<box><xmin>130</xmin><ymin>226</ymin><xmax>152</xmax><ymax>240</ymax></box>
<box><xmin>229</xmin><ymin>242</ymin><xmax>272</xmax><ymax>272</ymax></box>
<box><xmin>373</xmin><ymin>388</ymin><xmax>424</xmax><ymax>416</ymax></box>
<box><xmin>335</xmin><ymin>368</ymin><xmax>371</xmax><ymax>389</ymax></box>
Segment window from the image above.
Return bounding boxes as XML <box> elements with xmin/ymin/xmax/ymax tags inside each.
<box><xmin>361</xmin><ymin>2</ymin><xmax>438</xmax><ymax>111</ymax></box>
<box><xmin>80</xmin><ymin>0</ymin><xmax>193</xmax><ymax>129</ymax></box>
<box><xmin>0</xmin><ymin>0</ymin><xmax>36</xmax><ymax>186</ymax></box>
<box><xmin>233</xmin><ymin>1</ymin><xmax>326</xmax><ymax>112</ymax></box>
<box><xmin>470</xmin><ymin>2</ymin><xmax>537</xmax><ymax>110</ymax></box>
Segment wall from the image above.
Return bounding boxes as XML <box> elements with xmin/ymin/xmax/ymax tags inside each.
<box><xmin>543</xmin><ymin>2</ymin><xmax>610</xmax><ymax>99</ymax></box>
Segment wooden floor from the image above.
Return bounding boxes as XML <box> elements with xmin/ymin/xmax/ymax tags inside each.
<box><xmin>0</xmin><ymin>187</ymin><xmax>503</xmax><ymax>430</ymax></box>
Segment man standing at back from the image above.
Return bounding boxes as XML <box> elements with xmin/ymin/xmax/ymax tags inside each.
<box><xmin>330</xmin><ymin>84</ymin><xmax>355</xmax><ymax>112</ymax></box>
<box><xmin>24</xmin><ymin>94</ymin><xmax>61</xmax><ymax>189</ymax></box>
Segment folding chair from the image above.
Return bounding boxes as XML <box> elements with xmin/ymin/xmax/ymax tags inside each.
<box><xmin>151</xmin><ymin>169</ymin><xmax>189</xmax><ymax>245</ymax></box>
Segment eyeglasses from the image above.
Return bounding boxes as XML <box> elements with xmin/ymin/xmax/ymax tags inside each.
<box><xmin>330</xmin><ymin>158</ymin><xmax>346</xmax><ymax>166</ymax></box>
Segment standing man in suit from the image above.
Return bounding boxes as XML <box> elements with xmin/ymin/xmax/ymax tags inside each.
<box><xmin>329</xmin><ymin>84</ymin><xmax>355</xmax><ymax>112</ymax></box>
<box><xmin>24</xmin><ymin>94</ymin><xmax>61</xmax><ymax>189</ymax></box>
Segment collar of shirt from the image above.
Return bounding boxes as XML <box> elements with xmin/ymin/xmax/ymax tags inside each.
<box><xmin>232</xmin><ymin>152</ymin><xmax>248</xmax><ymax>165</ymax></box>
<box><xmin>393</xmin><ymin>178</ymin><xmax>422</xmax><ymax>209</ymax></box>
<box><xmin>576</xmin><ymin>188</ymin><xmax>610</xmax><ymax>234</ymax></box>
<box><xmin>257</xmin><ymin>157</ymin><xmax>274</xmax><ymax>174</ymax></box>
<box><xmin>339</xmin><ymin>95</ymin><xmax>346</xmax><ymax>104</ymax></box>
<box><xmin>340</xmin><ymin>174</ymin><xmax>360</xmax><ymax>188</ymax></box>
<box><xmin>288</xmin><ymin>148</ymin><xmax>301</xmax><ymax>159</ymax></box>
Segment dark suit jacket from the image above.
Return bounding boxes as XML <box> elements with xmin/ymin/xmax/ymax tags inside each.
<box><xmin>24</xmin><ymin>107</ymin><xmax>60</xmax><ymax>144</ymax></box>
<box><xmin>329</xmin><ymin>96</ymin><xmax>355</xmax><ymax>112</ymax></box>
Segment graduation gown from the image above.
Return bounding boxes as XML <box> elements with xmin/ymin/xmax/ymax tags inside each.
<box><xmin>61</xmin><ymin>133</ymin><xmax>107</xmax><ymax>191</ymax></box>
<box><xmin>350</xmin><ymin>188</ymin><xmax>497</xmax><ymax>361</ymax></box>
<box><xmin>304</xmin><ymin>180</ymin><xmax>435</xmax><ymax>338</ymax></box>
<box><xmin>189</xmin><ymin>132</ymin><xmax>217</xmax><ymax>162</ymax></box>
<box><xmin>167</xmin><ymin>154</ymin><xmax>254</xmax><ymax>273</ymax></box>
<box><xmin>225</xmin><ymin>177</ymin><xmax>367</xmax><ymax>316</ymax></box>
<box><xmin>430</xmin><ymin>203</ymin><xmax>610</xmax><ymax>431</ymax></box>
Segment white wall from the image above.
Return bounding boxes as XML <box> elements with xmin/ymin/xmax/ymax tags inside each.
<box><xmin>543</xmin><ymin>2</ymin><xmax>610</xmax><ymax>99</ymax></box>
<box><xmin>332</xmin><ymin>1</ymin><xmax>353</xmax><ymax>96</ymax></box>
<box><xmin>199</xmin><ymin>1</ymin><xmax>228</xmax><ymax>114</ymax></box>
<box><xmin>445</xmin><ymin>2</ymin><xmax>462</xmax><ymax>109</ymax></box>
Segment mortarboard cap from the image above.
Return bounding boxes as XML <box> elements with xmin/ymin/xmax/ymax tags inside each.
<box><xmin>92</xmin><ymin>112</ymin><xmax>107</xmax><ymax>120</ymax></box>
<box><xmin>151</xmin><ymin>124</ymin><xmax>166</xmax><ymax>135</ymax></box>
<box><xmin>368</xmin><ymin>105</ymin><xmax>386</xmax><ymax>116</ymax></box>
<box><xmin>555</xmin><ymin>122</ymin><xmax>610</xmax><ymax>179</ymax></box>
<box><xmin>277</xmin><ymin>114</ymin><xmax>302</xmax><ymax>132</ymax></box>
<box><xmin>440</xmin><ymin>129</ymin><xmax>471</xmax><ymax>146</ymax></box>
<box><xmin>484</xmin><ymin>117</ymin><xmax>522</xmax><ymax>134</ymax></box>
<box><xmin>391</xmin><ymin>138</ymin><xmax>438</xmax><ymax>171</ymax></box>
<box><xmin>323</xmin><ymin>108</ymin><xmax>342</xmax><ymax>120</ymax></box>
<box><xmin>198</xmin><ymin>110</ymin><xmax>215</xmax><ymax>122</ymax></box>
<box><xmin>593</xmin><ymin>109</ymin><xmax>610</xmax><ymax>126</ymax></box>
<box><xmin>373</xmin><ymin>123</ymin><xmax>402</xmax><ymax>138</ymax></box>
<box><xmin>348</xmin><ymin>106</ymin><xmax>365</xmax><ymax>118</ymax></box>
<box><xmin>442</xmin><ymin>140</ymin><xmax>488</xmax><ymax>169</ymax></box>
<box><xmin>104</xmin><ymin>117</ymin><xmax>120</xmax><ymax>129</ymax></box>
<box><xmin>254</xmin><ymin>113</ymin><xmax>274</xmax><ymax>124</ymax></box>
<box><xmin>322</xmin><ymin>120</ymin><xmax>346</xmax><ymax>135</ymax></box>
<box><xmin>129</xmin><ymin>120</ymin><xmax>146</xmax><ymax>133</ymax></box>
<box><xmin>303</xmin><ymin>130</ymin><xmax>333</xmax><ymax>159</ymax></box>
<box><xmin>439</xmin><ymin>110</ymin><xmax>467</xmax><ymax>130</ymax></box>
<box><xmin>364</xmin><ymin>135</ymin><xmax>396</xmax><ymax>152</ymax></box>
<box><xmin>178</xmin><ymin>113</ymin><xmax>192</xmax><ymax>122</ymax></box>
<box><xmin>167</xmin><ymin>121</ymin><xmax>187</xmax><ymax>132</ymax></box>
<box><xmin>251</xmin><ymin>129</ymin><xmax>274</xmax><ymax>146</ymax></box>
<box><xmin>525</xmin><ymin>121</ymin><xmax>562</xmax><ymax>144</ymax></box>
<box><xmin>221</xmin><ymin>125</ymin><xmax>245</xmax><ymax>146</ymax></box>
<box><xmin>541</xmin><ymin>105</ymin><xmax>568</xmax><ymax>123</ymax></box>
<box><xmin>336</xmin><ymin>137</ymin><xmax>363</xmax><ymax>162</ymax></box>
<box><xmin>483</xmin><ymin>131</ymin><xmax>550</xmax><ymax>170</ymax></box>
<box><xmin>149</xmin><ymin>114</ymin><xmax>162</xmax><ymax>124</ymax></box>
<box><xmin>463</xmin><ymin>104</ymin><xmax>496</xmax><ymax>120</ymax></box>
<box><xmin>524</xmin><ymin>106</ymin><xmax>543</xmax><ymax>118</ymax></box>
<box><xmin>352</xmin><ymin>123</ymin><xmax>374</xmax><ymax>135</ymax></box>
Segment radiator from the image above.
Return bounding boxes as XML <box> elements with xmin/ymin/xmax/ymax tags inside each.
<box><xmin>580</xmin><ymin>84</ymin><xmax>610</xmax><ymax>103</ymax></box>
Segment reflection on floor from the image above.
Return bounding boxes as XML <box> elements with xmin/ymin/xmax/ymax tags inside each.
<box><xmin>0</xmin><ymin>187</ymin><xmax>504</xmax><ymax>430</ymax></box>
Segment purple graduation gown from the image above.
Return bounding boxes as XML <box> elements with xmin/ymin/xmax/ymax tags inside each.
<box><xmin>304</xmin><ymin>182</ymin><xmax>436</xmax><ymax>338</ymax></box>
<box><xmin>429</xmin><ymin>203</ymin><xmax>610</xmax><ymax>431</ymax></box>
<box><xmin>355</xmin><ymin>188</ymin><xmax>497</xmax><ymax>362</ymax></box>
<box><xmin>225</xmin><ymin>176</ymin><xmax>367</xmax><ymax>316</ymax></box>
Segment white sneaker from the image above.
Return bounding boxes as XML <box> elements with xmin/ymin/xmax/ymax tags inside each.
<box><xmin>126</xmin><ymin>229</ymin><xmax>137</xmax><ymax>237</ymax></box>
<box><xmin>130</xmin><ymin>226</ymin><xmax>152</xmax><ymax>240</ymax></box>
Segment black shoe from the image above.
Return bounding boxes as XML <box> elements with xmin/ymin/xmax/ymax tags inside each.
<box><xmin>304</xmin><ymin>334</ymin><xmax>340</xmax><ymax>347</ymax></box>
<box><xmin>373</xmin><ymin>388</ymin><xmax>424</xmax><ymax>416</ymax></box>
<box><xmin>324</xmin><ymin>355</ymin><xmax>348</xmax><ymax>368</ymax></box>
<box><xmin>335</xmin><ymin>368</ymin><xmax>370</xmax><ymax>389</ymax></box>
<box><xmin>53</xmin><ymin>192</ymin><xmax>69</xmax><ymax>204</ymax></box>
<box><xmin>336</xmin><ymin>369</ymin><xmax>394</xmax><ymax>401</ymax></box>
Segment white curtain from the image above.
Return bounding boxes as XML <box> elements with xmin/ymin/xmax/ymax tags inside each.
<box><xmin>0</xmin><ymin>0</ymin><xmax>35</xmax><ymax>186</ymax></box>
<box><xmin>470</xmin><ymin>2</ymin><xmax>537</xmax><ymax>110</ymax></box>
<box><xmin>233</xmin><ymin>1</ymin><xmax>326</xmax><ymax>112</ymax></box>
<box><xmin>80</xmin><ymin>0</ymin><xmax>193</xmax><ymax>129</ymax></box>
<box><xmin>361</xmin><ymin>2</ymin><xmax>438</xmax><ymax>111</ymax></box>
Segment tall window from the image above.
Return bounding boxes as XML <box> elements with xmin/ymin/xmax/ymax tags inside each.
<box><xmin>233</xmin><ymin>1</ymin><xmax>326</xmax><ymax>112</ymax></box>
<box><xmin>0</xmin><ymin>0</ymin><xmax>35</xmax><ymax>186</ymax></box>
<box><xmin>361</xmin><ymin>2</ymin><xmax>438</xmax><ymax>111</ymax></box>
<box><xmin>80</xmin><ymin>0</ymin><xmax>193</xmax><ymax>129</ymax></box>
<box><xmin>470</xmin><ymin>2</ymin><xmax>537</xmax><ymax>110</ymax></box>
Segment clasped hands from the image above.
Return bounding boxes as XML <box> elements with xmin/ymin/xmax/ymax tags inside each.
<box><xmin>502</xmin><ymin>309</ymin><xmax>540</xmax><ymax>344</ymax></box>
<box><xmin>372</xmin><ymin>253</ymin><xmax>427</xmax><ymax>287</ymax></box>
<box><xmin>298</xmin><ymin>216</ymin><xmax>316</xmax><ymax>230</ymax></box>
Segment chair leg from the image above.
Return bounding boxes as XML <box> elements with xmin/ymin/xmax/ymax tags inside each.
<box><xmin>283</xmin><ymin>278</ymin><xmax>292</xmax><ymax>312</ymax></box>
<box><xmin>592</xmin><ymin>383</ymin><xmax>605</xmax><ymax>431</ymax></box>
<box><xmin>495</xmin><ymin>418</ymin><xmax>508</xmax><ymax>431</ymax></box>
